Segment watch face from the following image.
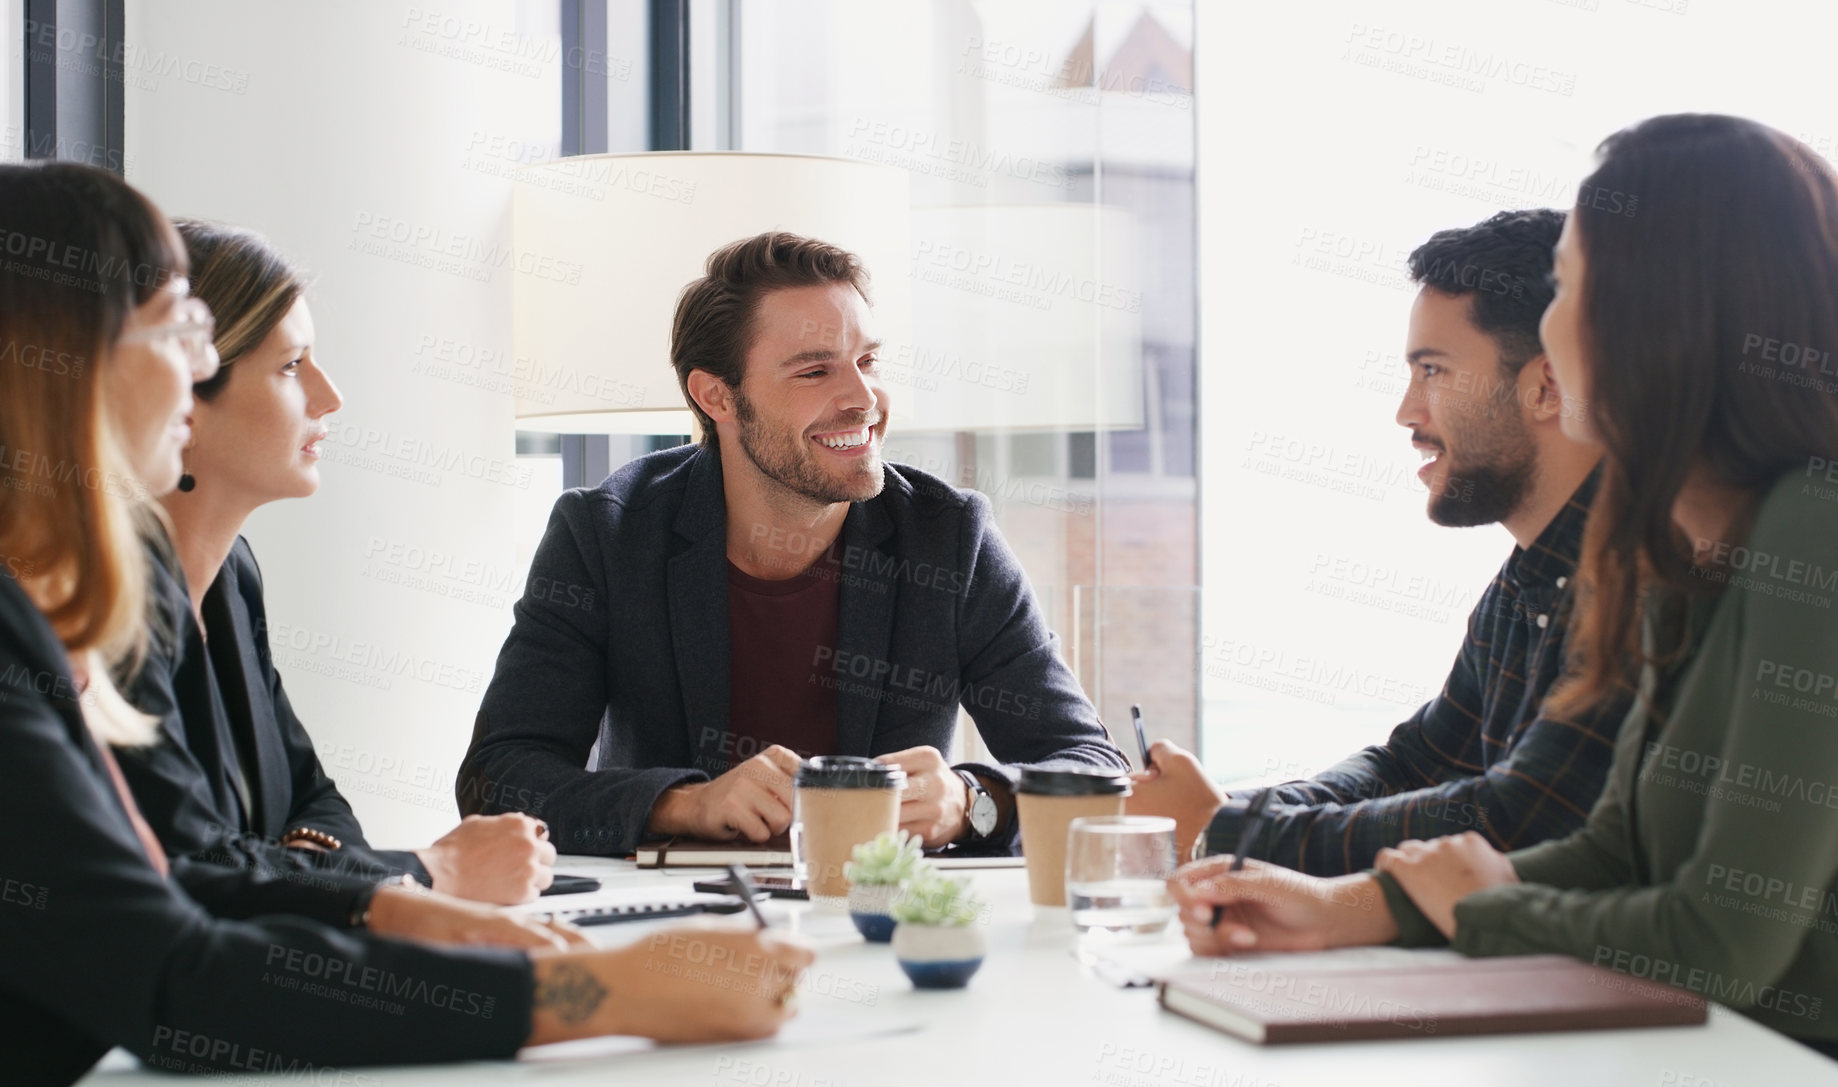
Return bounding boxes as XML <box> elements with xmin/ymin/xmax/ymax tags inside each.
<box><xmin>971</xmin><ymin>795</ymin><xmax>998</xmax><ymax>835</ymax></box>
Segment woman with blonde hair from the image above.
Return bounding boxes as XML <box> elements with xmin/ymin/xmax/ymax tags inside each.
<box><xmin>0</xmin><ymin>162</ymin><xmax>810</xmax><ymax>1085</ymax></box>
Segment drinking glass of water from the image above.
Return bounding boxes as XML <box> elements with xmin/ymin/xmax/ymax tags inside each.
<box><xmin>1065</xmin><ymin>815</ymin><xmax>1178</xmax><ymax>936</ymax></box>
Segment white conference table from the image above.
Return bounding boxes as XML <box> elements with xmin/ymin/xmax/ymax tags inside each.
<box><xmin>84</xmin><ymin>855</ymin><xmax>1838</xmax><ymax>1087</ymax></box>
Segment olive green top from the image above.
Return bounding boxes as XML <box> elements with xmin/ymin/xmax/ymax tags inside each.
<box><xmin>1377</xmin><ymin>470</ymin><xmax>1838</xmax><ymax>1041</ymax></box>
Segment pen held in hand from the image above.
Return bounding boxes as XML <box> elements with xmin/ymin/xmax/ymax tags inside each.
<box><xmin>725</xmin><ymin>864</ymin><xmax>770</xmax><ymax>930</ymax></box>
<box><xmin>1212</xmin><ymin>788</ymin><xmax>1273</xmax><ymax>929</ymax></box>
<box><xmin>1131</xmin><ymin>704</ymin><xmax>1152</xmax><ymax>770</ymax></box>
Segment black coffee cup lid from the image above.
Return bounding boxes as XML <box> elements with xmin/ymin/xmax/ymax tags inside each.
<box><xmin>1016</xmin><ymin>766</ymin><xmax>1131</xmax><ymax>796</ymax></box>
<box><xmin>796</xmin><ymin>756</ymin><xmax>907</xmax><ymax>789</ymax></box>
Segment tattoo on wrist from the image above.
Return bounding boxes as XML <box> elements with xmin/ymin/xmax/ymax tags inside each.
<box><xmin>535</xmin><ymin>963</ymin><xmax>607</xmax><ymax>1025</ymax></box>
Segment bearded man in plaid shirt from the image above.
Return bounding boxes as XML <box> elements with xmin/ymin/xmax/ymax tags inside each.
<box><xmin>1132</xmin><ymin>209</ymin><xmax>1634</xmax><ymax>875</ymax></box>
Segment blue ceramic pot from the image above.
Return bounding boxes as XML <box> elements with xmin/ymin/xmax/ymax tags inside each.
<box><xmin>892</xmin><ymin>921</ymin><xmax>985</xmax><ymax>989</ymax></box>
<box><xmin>848</xmin><ymin>882</ymin><xmax>899</xmax><ymax>942</ymax></box>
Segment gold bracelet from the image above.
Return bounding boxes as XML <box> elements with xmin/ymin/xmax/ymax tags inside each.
<box><xmin>280</xmin><ymin>827</ymin><xmax>343</xmax><ymax>851</ymax></box>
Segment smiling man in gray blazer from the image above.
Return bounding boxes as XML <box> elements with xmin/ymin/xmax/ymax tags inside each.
<box><xmin>457</xmin><ymin>231</ymin><xmax>1124</xmax><ymax>856</ymax></box>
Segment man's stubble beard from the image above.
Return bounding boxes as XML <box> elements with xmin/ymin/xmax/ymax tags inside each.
<box><xmin>733</xmin><ymin>389</ymin><xmax>884</xmax><ymax>506</ymax></box>
<box><xmin>1426</xmin><ymin>400</ymin><xmax>1538</xmax><ymax>528</ymax></box>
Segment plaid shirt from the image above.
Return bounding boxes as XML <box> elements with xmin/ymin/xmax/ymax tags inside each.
<box><xmin>1204</xmin><ymin>468</ymin><xmax>1633</xmax><ymax>876</ymax></box>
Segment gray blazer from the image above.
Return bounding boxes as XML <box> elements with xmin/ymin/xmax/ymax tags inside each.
<box><xmin>457</xmin><ymin>443</ymin><xmax>1124</xmax><ymax>855</ymax></box>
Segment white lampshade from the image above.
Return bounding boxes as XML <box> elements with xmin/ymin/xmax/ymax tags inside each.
<box><xmin>511</xmin><ymin>152</ymin><xmax>912</xmax><ymax>434</ymax></box>
<box><xmin>890</xmin><ymin>204</ymin><xmax>1144</xmax><ymax>433</ymax></box>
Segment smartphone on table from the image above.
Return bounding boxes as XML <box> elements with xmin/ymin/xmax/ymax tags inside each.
<box><xmin>693</xmin><ymin>873</ymin><xmax>809</xmax><ymax>900</ymax></box>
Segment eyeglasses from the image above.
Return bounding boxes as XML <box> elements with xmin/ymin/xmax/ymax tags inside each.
<box><xmin>118</xmin><ymin>297</ymin><xmax>220</xmax><ymax>381</ymax></box>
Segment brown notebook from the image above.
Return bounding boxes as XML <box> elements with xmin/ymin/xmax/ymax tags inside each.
<box><xmin>634</xmin><ymin>837</ymin><xmax>1025</xmax><ymax>869</ymax></box>
<box><xmin>633</xmin><ymin>835</ymin><xmax>794</xmax><ymax>868</ymax></box>
<box><xmin>1159</xmin><ymin>954</ymin><xmax>1707</xmax><ymax>1044</ymax></box>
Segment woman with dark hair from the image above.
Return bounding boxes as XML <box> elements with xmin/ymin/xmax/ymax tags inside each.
<box><xmin>116</xmin><ymin>220</ymin><xmax>554</xmax><ymax>906</ymax></box>
<box><xmin>1167</xmin><ymin>114</ymin><xmax>1838</xmax><ymax>1058</ymax></box>
<box><xmin>0</xmin><ymin>162</ymin><xmax>810</xmax><ymax>1085</ymax></box>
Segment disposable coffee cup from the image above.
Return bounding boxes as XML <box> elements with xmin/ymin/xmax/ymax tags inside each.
<box><xmin>1016</xmin><ymin>767</ymin><xmax>1131</xmax><ymax>907</ymax></box>
<box><xmin>793</xmin><ymin>756</ymin><xmax>906</xmax><ymax>898</ymax></box>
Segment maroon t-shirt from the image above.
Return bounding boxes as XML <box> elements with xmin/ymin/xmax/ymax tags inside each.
<box><xmin>725</xmin><ymin>545</ymin><xmax>842</xmax><ymax>764</ymax></box>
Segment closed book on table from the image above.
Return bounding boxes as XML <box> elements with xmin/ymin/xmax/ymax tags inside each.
<box><xmin>1158</xmin><ymin>954</ymin><xmax>1707</xmax><ymax>1044</ymax></box>
<box><xmin>634</xmin><ymin>835</ymin><xmax>794</xmax><ymax>868</ymax></box>
<box><xmin>633</xmin><ymin>837</ymin><xmax>1025</xmax><ymax>868</ymax></box>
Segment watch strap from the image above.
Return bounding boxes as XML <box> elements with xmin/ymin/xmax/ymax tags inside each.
<box><xmin>956</xmin><ymin>768</ymin><xmax>996</xmax><ymax>838</ymax></box>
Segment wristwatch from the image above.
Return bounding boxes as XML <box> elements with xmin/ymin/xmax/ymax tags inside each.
<box><xmin>349</xmin><ymin>873</ymin><xmax>420</xmax><ymax>929</ymax></box>
<box><xmin>956</xmin><ymin>769</ymin><xmax>999</xmax><ymax>839</ymax></box>
<box><xmin>1189</xmin><ymin>826</ymin><xmax>1211</xmax><ymax>864</ymax></box>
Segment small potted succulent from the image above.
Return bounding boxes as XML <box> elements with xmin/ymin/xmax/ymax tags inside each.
<box><xmin>890</xmin><ymin>871</ymin><xmax>987</xmax><ymax>989</ymax></box>
<box><xmin>843</xmin><ymin>830</ymin><xmax>928</xmax><ymax>942</ymax></box>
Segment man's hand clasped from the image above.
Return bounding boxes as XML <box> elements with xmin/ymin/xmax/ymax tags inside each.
<box><xmin>647</xmin><ymin>744</ymin><xmax>975</xmax><ymax>847</ymax></box>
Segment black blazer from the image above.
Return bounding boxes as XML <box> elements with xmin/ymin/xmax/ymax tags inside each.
<box><xmin>459</xmin><ymin>444</ymin><xmax>1126</xmax><ymax>855</ymax></box>
<box><xmin>118</xmin><ymin>536</ymin><xmax>428</xmax><ymax>894</ymax></box>
<box><xmin>0</xmin><ymin>571</ymin><xmax>530</xmax><ymax>1085</ymax></box>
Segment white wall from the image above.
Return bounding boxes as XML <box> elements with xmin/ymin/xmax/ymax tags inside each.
<box><xmin>1196</xmin><ymin>0</ymin><xmax>1838</xmax><ymax>783</ymax></box>
<box><xmin>0</xmin><ymin>0</ymin><xmax>21</xmax><ymax>160</ymax></box>
<box><xmin>124</xmin><ymin>0</ymin><xmax>563</xmax><ymax>845</ymax></box>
